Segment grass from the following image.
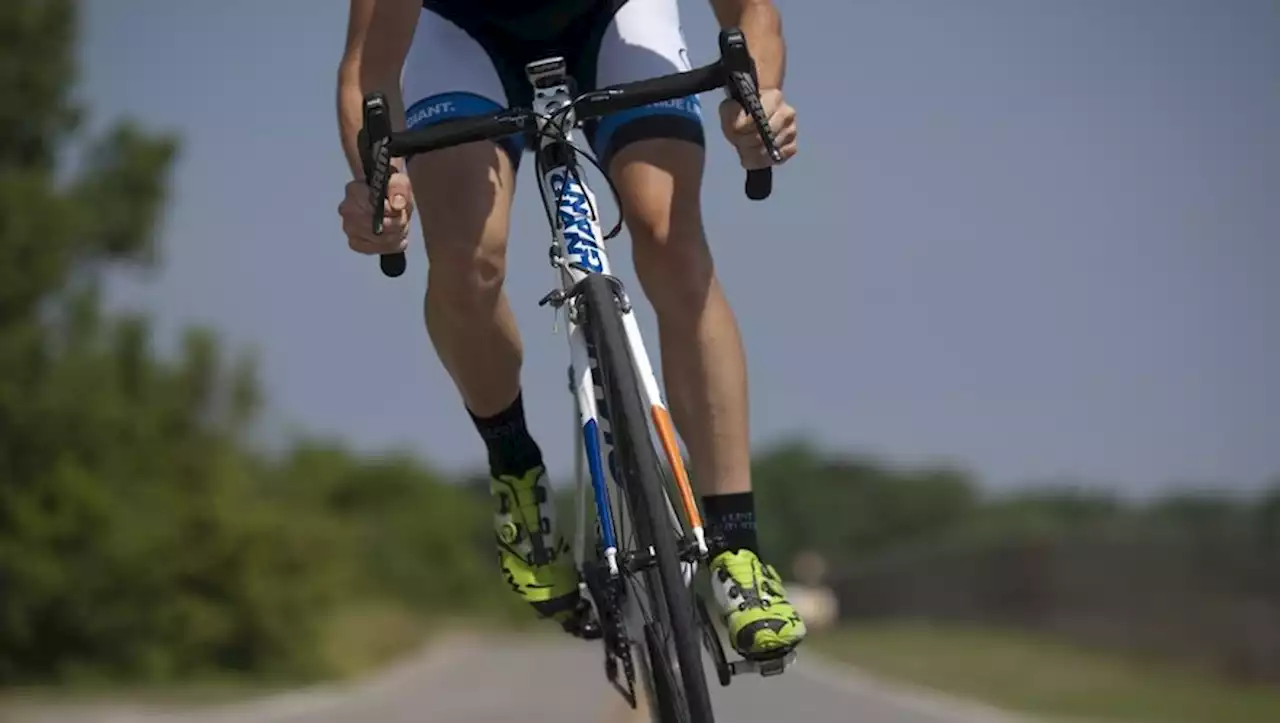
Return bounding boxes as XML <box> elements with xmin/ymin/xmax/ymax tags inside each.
<box><xmin>316</xmin><ymin>598</ymin><xmax>436</xmax><ymax>680</ymax></box>
<box><xmin>812</xmin><ymin>620</ymin><xmax>1280</xmax><ymax>723</ymax></box>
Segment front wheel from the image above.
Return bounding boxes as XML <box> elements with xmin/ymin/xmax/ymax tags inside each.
<box><xmin>579</xmin><ymin>273</ymin><xmax>715</xmax><ymax>723</ymax></box>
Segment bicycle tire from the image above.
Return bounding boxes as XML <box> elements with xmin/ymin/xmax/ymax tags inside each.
<box><xmin>580</xmin><ymin>273</ymin><xmax>715</xmax><ymax>723</ymax></box>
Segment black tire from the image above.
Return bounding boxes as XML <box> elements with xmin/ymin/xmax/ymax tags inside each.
<box><xmin>580</xmin><ymin>273</ymin><xmax>715</xmax><ymax>723</ymax></box>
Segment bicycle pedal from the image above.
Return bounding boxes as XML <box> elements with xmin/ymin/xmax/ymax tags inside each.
<box><xmin>728</xmin><ymin>648</ymin><xmax>797</xmax><ymax>678</ymax></box>
<box><xmin>573</xmin><ymin>618</ymin><xmax>603</xmax><ymax>640</ymax></box>
<box><xmin>560</xmin><ymin>600</ymin><xmax>602</xmax><ymax>640</ymax></box>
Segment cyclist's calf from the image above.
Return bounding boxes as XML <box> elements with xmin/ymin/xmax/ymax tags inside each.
<box><xmin>408</xmin><ymin>140</ymin><xmax>522</xmax><ymax>417</ymax></box>
<box><xmin>607</xmin><ymin>137</ymin><xmax>752</xmax><ymax>499</ymax></box>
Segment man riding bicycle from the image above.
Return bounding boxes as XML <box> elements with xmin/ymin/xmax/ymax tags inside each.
<box><xmin>336</xmin><ymin>0</ymin><xmax>806</xmax><ymax>661</ymax></box>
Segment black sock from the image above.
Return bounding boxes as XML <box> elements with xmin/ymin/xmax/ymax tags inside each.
<box><xmin>702</xmin><ymin>491</ymin><xmax>759</xmax><ymax>555</ymax></box>
<box><xmin>468</xmin><ymin>391</ymin><xmax>544</xmax><ymax>478</ymax></box>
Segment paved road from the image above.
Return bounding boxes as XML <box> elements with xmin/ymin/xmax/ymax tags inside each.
<box><xmin>2</xmin><ymin>634</ymin><xmax>1028</xmax><ymax>723</ymax></box>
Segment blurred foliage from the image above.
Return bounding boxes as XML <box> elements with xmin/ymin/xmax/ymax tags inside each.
<box><xmin>772</xmin><ymin>443</ymin><xmax>1280</xmax><ymax>685</ymax></box>
<box><xmin>1</xmin><ymin>0</ymin><xmax>1276</xmax><ymax>692</ymax></box>
<box><xmin>0</xmin><ymin>0</ymin><xmax>514</xmax><ymax>686</ymax></box>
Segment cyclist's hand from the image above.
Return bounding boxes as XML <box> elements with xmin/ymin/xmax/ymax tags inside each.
<box><xmin>718</xmin><ymin>88</ymin><xmax>797</xmax><ymax>170</ymax></box>
<box><xmin>338</xmin><ymin>171</ymin><xmax>414</xmax><ymax>255</ymax></box>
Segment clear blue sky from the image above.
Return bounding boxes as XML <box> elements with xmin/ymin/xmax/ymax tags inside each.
<box><xmin>82</xmin><ymin>0</ymin><xmax>1280</xmax><ymax>493</ymax></box>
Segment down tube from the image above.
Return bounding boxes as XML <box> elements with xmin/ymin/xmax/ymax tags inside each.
<box><xmin>569</xmin><ymin>315</ymin><xmax>619</xmax><ymax>576</ymax></box>
<box><xmin>618</xmin><ymin>312</ymin><xmax>706</xmax><ymax>561</ymax></box>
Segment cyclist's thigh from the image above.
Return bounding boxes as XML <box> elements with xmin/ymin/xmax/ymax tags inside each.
<box><xmin>403</xmin><ymin>5</ymin><xmax>521</xmax><ymax>254</ymax></box>
<box><xmin>581</xmin><ymin>0</ymin><xmax>706</xmax><ymax>174</ymax></box>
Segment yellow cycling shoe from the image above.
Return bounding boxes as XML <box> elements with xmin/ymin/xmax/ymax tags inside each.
<box><xmin>491</xmin><ymin>465</ymin><xmax>581</xmax><ymax>620</ymax></box>
<box><xmin>708</xmin><ymin>548</ymin><xmax>808</xmax><ymax>658</ymax></box>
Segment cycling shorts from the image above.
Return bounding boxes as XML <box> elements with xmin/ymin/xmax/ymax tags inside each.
<box><xmin>403</xmin><ymin>0</ymin><xmax>706</xmax><ymax>171</ymax></box>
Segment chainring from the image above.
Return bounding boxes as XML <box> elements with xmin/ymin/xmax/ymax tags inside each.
<box><xmin>583</xmin><ymin>559</ymin><xmax>636</xmax><ymax>707</ymax></box>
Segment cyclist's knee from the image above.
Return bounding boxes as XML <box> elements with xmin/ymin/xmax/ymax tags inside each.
<box><xmin>609</xmin><ymin>138</ymin><xmax>712</xmax><ymax>313</ymax></box>
<box><xmin>409</xmin><ymin>142</ymin><xmax>514</xmax><ymax>303</ymax></box>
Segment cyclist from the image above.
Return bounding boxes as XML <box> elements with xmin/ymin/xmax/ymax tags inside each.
<box><xmin>336</xmin><ymin>0</ymin><xmax>806</xmax><ymax>660</ymax></box>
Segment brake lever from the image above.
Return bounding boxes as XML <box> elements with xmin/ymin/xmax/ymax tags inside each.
<box><xmin>718</xmin><ymin>28</ymin><xmax>781</xmax><ymax>201</ymax></box>
<box><xmin>359</xmin><ymin>93</ymin><xmax>406</xmax><ymax>278</ymax></box>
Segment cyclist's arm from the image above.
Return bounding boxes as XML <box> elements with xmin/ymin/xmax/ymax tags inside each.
<box><xmin>337</xmin><ymin>0</ymin><xmax>419</xmax><ymax>180</ymax></box>
<box><xmin>708</xmin><ymin>0</ymin><xmax>786</xmax><ymax>89</ymax></box>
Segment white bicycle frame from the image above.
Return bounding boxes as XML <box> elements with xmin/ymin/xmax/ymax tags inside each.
<box><xmin>524</xmin><ymin>56</ymin><xmax>707</xmax><ymax>705</ymax></box>
<box><xmin>525</xmin><ymin>57</ymin><xmax>707</xmax><ymax>583</ymax></box>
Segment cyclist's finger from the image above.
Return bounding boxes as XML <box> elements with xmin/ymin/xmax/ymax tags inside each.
<box><xmin>740</xmin><ymin>108</ymin><xmax>795</xmax><ymax>161</ymax></box>
<box><xmin>735</xmin><ymin>143</ymin><xmax>773</xmax><ymax>171</ymax></box>
<box><xmin>776</xmin><ymin>139</ymin><xmax>798</xmax><ymax>163</ymax></box>
<box><xmin>342</xmin><ymin>182</ymin><xmax>375</xmax><ymax>215</ymax></box>
<box><xmin>768</xmin><ymin>103</ymin><xmax>796</xmax><ymax>136</ymax></box>
<box><xmin>343</xmin><ymin>210</ymin><xmax>410</xmax><ymax>247</ymax></box>
<box><xmin>341</xmin><ymin>186</ymin><xmax>411</xmax><ymax>227</ymax></box>
<box><xmin>338</xmin><ymin>208</ymin><xmax>376</xmax><ymax>244</ymax></box>
<box><xmin>338</xmin><ymin>193</ymin><xmax>366</xmax><ymax>222</ymax></box>
<box><xmin>740</xmin><ymin>124</ymin><xmax>795</xmax><ymax>167</ymax></box>
<box><xmin>737</xmin><ymin>132</ymin><xmax>765</xmax><ymax>150</ymax></box>
<box><xmin>773</xmin><ymin>126</ymin><xmax>798</xmax><ymax>163</ymax></box>
<box><xmin>378</xmin><ymin>212</ymin><xmax>411</xmax><ymax>241</ymax></box>
<box><xmin>719</xmin><ymin>101</ymin><xmax>754</xmax><ymax>136</ymax></box>
<box><xmin>733</xmin><ymin>112</ymin><xmax>792</xmax><ymax>149</ymax></box>
<box><xmin>772</xmin><ymin>122</ymin><xmax>798</xmax><ymax>156</ymax></box>
<box><xmin>348</xmin><ymin>240</ymin><xmax>405</xmax><ymax>257</ymax></box>
<box><xmin>387</xmin><ymin>172</ymin><xmax>413</xmax><ymax>202</ymax></box>
<box><xmin>347</xmin><ymin>233</ymin><xmax>407</xmax><ymax>256</ymax></box>
<box><xmin>343</xmin><ymin>176</ymin><xmax>412</xmax><ymax>219</ymax></box>
<box><xmin>341</xmin><ymin>216</ymin><xmax>378</xmax><ymax>246</ymax></box>
<box><xmin>342</xmin><ymin>188</ymin><xmax>409</xmax><ymax>229</ymax></box>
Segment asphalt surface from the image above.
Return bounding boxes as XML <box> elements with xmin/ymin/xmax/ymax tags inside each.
<box><xmin>2</xmin><ymin>633</ymin><xmax>1028</xmax><ymax>723</ymax></box>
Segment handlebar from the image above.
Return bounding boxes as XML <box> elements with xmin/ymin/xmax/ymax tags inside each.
<box><xmin>359</xmin><ymin>27</ymin><xmax>782</xmax><ymax>278</ymax></box>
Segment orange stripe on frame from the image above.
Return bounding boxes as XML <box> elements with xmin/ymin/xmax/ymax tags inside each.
<box><xmin>650</xmin><ymin>405</ymin><xmax>703</xmax><ymax>530</ymax></box>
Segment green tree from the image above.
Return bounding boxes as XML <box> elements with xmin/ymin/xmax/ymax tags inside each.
<box><xmin>0</xmin><ymin>0</ymin><xmax>347</xmax><ymax>683</ymax></box>
<box><xmin>751</xmin><ymin>440</ymin><xmax>978</xmax><ymax>576</ymax></box>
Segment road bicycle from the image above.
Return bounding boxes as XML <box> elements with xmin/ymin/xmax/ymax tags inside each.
<box><xmin>357</xmin><ymin>27</ymin><xmax>794</xmax><ymax>723</ymax></box>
